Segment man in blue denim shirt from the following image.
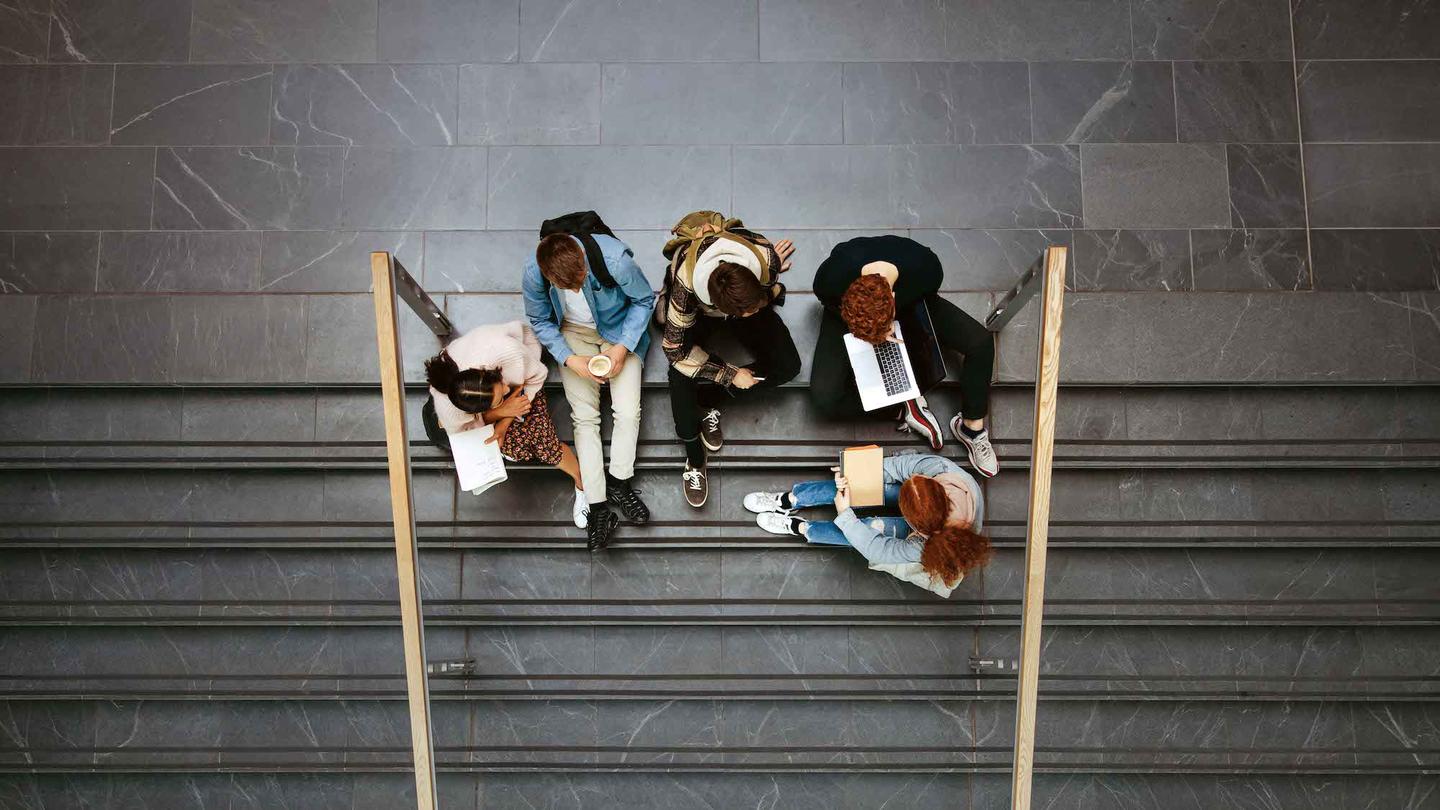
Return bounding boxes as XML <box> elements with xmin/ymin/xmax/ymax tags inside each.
<box><xmin>523</xmin><ymin>233</ymin><xmax>656</xmax><ymax>551</ymax></box>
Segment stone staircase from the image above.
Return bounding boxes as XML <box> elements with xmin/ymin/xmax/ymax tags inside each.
<box><xmin>3</xmin><ymin>312</ymin><xmax>1438</xmax><ymax>808</ymax></box>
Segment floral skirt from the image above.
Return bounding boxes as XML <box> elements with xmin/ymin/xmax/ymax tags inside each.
<box><xmin>500</xmin><ymin>391</ymin><xmax>563</xmax><ymax>466</ymax></box>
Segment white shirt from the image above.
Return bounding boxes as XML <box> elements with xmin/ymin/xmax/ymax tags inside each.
<box><xmin>558</xmin><ymin>286</ymin><xmax>595</xmax><ymax>327</ymax></box>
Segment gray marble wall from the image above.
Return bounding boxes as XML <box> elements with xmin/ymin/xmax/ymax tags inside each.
<box><xmin>2</xmin><ymin>0</ymin><xmax>1438</xmax><ymax>384</ymax></box>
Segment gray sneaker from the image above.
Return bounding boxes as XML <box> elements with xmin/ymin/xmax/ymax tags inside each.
<box><xmin>951</xmin><ymin>415</ymin><xmax>999</xmax><ymax>478</ymax></box>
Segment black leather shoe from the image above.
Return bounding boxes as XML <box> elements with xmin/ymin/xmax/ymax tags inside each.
<box><xmin>607</xmin><ymin>479</ymin><xmax>651</xmax><ymax>525</ymax></box>
<box><xmin>586</xmin><ymin>504</ymin><xmax>618</xmax><ymax>551</ymax></box>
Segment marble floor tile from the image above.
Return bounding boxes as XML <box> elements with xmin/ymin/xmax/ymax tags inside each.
<box><xmin>1175</xmin><ymin>60</ymin><xmax>1299</xmax><ymax>142</ymax></box>
<box><xmin>1190</xmin><ymin>228</ymin><xmax>1310</xmax><ymax>290</ymax></box>
<box><xmin>0</xmin><ymin>0</ymin><xmax>51</xmax><ymax>64</ymax></box>
<box><xmin>29</xmin><ymin>295</ymin><xmax>174</xmax><ymax>382</ymax></box>
<box><xmin>1030</xmin><ymin>61</ymin><xmax>1176</xmax><ymax>144</ymax></box>
<box><xmin>2</xmin><ymin>233</ymin><xmax>100</xmax><ymax>293</ymax></box>
<box><xmin>49</xmin><ymin>0</ymin><xmax>191</xmax><ymax>62</ymax></box>
<box><xmin>735</xmin><ymin>145</ymin><xmax>1082</xmax><ymax>228</ymax></box>
<box><xmin>459</xmin><ymin>63</ymin><xmax>600</xmax><ymax>146</ymax></box>
<box><xmin>0</xmin><ymin>296</ymin><xmax>37</xmax><ymax>382</ymax></box>
<box><xmin>1306</xmin><ymin>143</ymin><xmax>1440</xmax><ymax>228</ymax></box>
<box><xmin>259</xmin><ymin>230</ymin><xmax>423</xmax><ymax>292</ymax></box>
<box><xmin>271</xmin><ymin>64</ymin><xmax>458</xmax><ymax>147</ymax></box>
<box><xmin>378</xmin><ymin>0</ymin><xmax>518</xmax><ymax>63</ymax></box>
<box><xmin>111</xmin><ymin>65</ymin><xmax>272</xmax><ymax>146</ymax></box>
<box><xmin>522</xmin><ymin>0</ymin><xmax>756</xmax><ymax>62</ymax></box>
<box><xmin>761</xmin><ymin>0</ymin><xmax>1130</xmax><ymax>61</ymax></box>
<box><xmin>1081</xmin><ymin>143</ymin><xmax>1230</xmax><ymax>229</ymax></box>
<box><xmin>340</xmin><ymin>147</ymin><xmax>488</xmax><ymax>230</ymax></box>
<box><xmin>171</xmin><ymin>295</ymin><xmax>310</xmax><ymax>382</ymax></box>
<box><xmin>1310</xmin><ymin>229</ymin><xmax>1440</xmax><ymax>292</ymax></box>
<box><xmin>0</xmin><ymin>65</ymin><xmax>113</xmax><ymax>145</ymax></box>
<box><xmin>1069</xmin><ymin>229</ymin><xmax>1192</xmax><ymax>291</ymax></box>
<box><xmin>1293</xmin><ymin>0</ymin><xmax>1440</xmax><ymax>59</ymax></box>
<box><xmin>0</xmin><ymin>147</ymin><xmax>155</xmax><ymax>230</ymax></box>
<box><xmin>1299</xmin><ymin>60</ymin><xmax>1440</xmax><ymax>142</ymax></box>
<box><xmin>605</xmin><ymin>62</ymin><xmax>843</xmax><ymax>145</ymax></box>
<box><xmin>153</xmin><ymin>146</ymin><xmax>344</xmax><ymax>230</ymax></box>
<box><xmin>97</xmin><ymin>231</ymin><xmax>262</xmax><ymax>291</ymax></box>
<box><xmin>842</xmin><ymin>61</ymin><xmax>1028</xmax><ymax>145</ymax></box>
<box><xmin>487</xmin><ymin>145</ymin><xmax>730</xmax><ymax>229</ymax></box>
<box><xmin>1227</xmin><ymin>143</ymin><xmax>1306</xmax><ymax>229</ymax></box>
<box><xmin>190</xmin><ymin>0</ymin><xmax>378</xmax><ymax>62</ymax></box>
<box><xmin>1131</xmin><ymin>0</ymin><xmax>1293</xmax><ymax>59</ymax></box>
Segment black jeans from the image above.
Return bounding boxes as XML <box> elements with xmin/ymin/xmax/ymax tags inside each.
<box><xmin>669</xmin><ymin>305</ymin><xmax>801</xmax><ymax>444</ymax></box>
<box><xmin>809</xmin><ymin>294</ymin><xmax>993</xmax><ymax>420</ymax></box>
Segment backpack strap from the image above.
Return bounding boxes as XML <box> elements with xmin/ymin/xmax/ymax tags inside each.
<box><xmin>575</xmin><ymin>232</ymin><xmax>616</xmax><ymax>289</ymax></box>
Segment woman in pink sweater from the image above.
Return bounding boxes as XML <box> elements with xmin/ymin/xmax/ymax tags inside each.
<box><xmin>424</xmin><ymin>320</ymin><xmax>587</xmax><ymax>526</ymax></box>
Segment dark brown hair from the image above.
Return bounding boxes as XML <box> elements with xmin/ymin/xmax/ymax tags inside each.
<box><xmin>536</xmin><ymin>234</ymin><xmax>587</xmax><ymax>290</ymax></box>
<box><xmin>840</xmin><ymin>273</ymin><xmax>895</xmax><ymax>344</ymax></box>
<box><xmin>424</xmin><ymin>352</ymin><xmax>505</xmax><ymax>414</ymax></box>
<box><xmin>898</xmin><ymin>475</ymin><xmax>949</xmax><ymax>536</ymax></box>
<box><xmin>708</xmin><ymin>261</ymin><xmax>768</xmax><ymax>317</ymax></box>
<box><xmin>919</xmin><ymin>526</ymin><xmax>993</xmax><ymax>586</ymax></box>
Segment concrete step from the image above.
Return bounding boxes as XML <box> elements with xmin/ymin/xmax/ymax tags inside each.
<box><xmin>5</xmin><ymin>386</ymin><xmax>1440</xmax><ymax>472</ymax></box>
<box><xmin>0</xmin><ymin>772</ymin><xmax>1432</xmax><ymax>810</ymax></box>
<box><xmin>2</xmin><ymin>697</ymin><xmax>1434</xmax><ymax>773</ymax></box>
<box><xmin>2</xmin><ymin>625</ymin><xmax>1433</xmax><ymax>701</ymax></box>
<box><xmin>4</xmin><ymin>291</ymin><xmax>1437</xmax><ymax>385</ymax></box>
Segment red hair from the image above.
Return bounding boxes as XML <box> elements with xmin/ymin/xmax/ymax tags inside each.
<box><xmin>839</xmin><ymin>274</ymin><xmax>895</xmax><ymax>344</ymax></box>
<box><xmin>899</xmin><ymin>475</ymin><xmax>948</xmax><ymax>535</ymax></box>
<box><xmin>901</xmin><ymin>475</ymin><xmax>992</xmax><ymax>585</ymax></box>
<box><xmin>920</xmin><ymin>526</ymin><xmax>993</xmax><ymax>586</ymax></box>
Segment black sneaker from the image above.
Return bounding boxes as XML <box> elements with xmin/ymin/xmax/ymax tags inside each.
<box><xmin>606</xmin><ymin>477</ymin><xmax>651</xmax><ymax>525</ymax></box>
<box><xmin>681</xmin><ymin>462</ymin><xmax>709</xmax><ymax>508</ymax></box>
<box><xmin>586</xmin><ymin>504</ymin><xmax>618</xmax><ymax>552</ymax></box>
<box><xmin>700</xmin><ymin>408</ymin><xmax>724</xmax><ymax>452</ymax></box>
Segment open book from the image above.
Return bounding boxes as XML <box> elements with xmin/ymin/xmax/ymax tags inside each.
<box><xmin>450</xmin><ymin>423</ymin><xmax>508</xmax><ymax>495</ymax></box>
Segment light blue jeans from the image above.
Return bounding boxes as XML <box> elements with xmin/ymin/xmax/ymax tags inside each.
<box><xmin>789</xmin><ymin>479</ymin><xmax>911</xmax><ymax>547</ymax></box>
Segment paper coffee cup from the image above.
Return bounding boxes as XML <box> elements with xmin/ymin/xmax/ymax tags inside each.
<box><xmin>587</xmin><ymin>354</ymin><xmax>612</xmax><ymax>377</ymax></box>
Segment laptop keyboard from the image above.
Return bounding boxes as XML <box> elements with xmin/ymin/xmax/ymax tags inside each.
<box><xmin>874</xmin><ymin>341</ymin><xmax>911</xmax><ymax>396</ymax></box>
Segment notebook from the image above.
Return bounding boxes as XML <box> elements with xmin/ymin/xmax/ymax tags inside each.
<box><xmin>840</xmin><ymin>444</ymin><xmax>884</xmax><ymax>509</ymax></box>
<box><xmin>450</xmin><ymin>423</ymin><xmax>508</xmax><ymax>495</ymax></box>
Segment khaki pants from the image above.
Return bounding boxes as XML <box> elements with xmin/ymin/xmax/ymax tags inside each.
<box><xmin>559</xmin><ymin>324</ymin><xmax>643</xmax><ymax>504</ymax></box>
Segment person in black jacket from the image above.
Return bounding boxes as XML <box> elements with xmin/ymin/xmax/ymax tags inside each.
<box><xmin>810</xmin><ymin>235</ymin><xmax>998</xmax><ymax>478</ymax></box>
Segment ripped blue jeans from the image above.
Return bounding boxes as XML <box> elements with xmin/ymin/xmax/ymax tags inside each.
<box><xmin>789</xmin><ymin>479</ymin><xmax>911</xmax><ymax>547</ymax></box>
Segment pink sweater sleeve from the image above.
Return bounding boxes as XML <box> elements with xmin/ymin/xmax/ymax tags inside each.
<box><xmin>518</xmin><ymin>323</ymin><xmax>547</xmax><ymax>397</ymax></box>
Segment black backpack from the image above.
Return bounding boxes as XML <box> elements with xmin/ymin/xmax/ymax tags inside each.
<box><xmin>539</xmin><ymin>211</ymin><xmax>618</xmax><ymax>289</ymax></box>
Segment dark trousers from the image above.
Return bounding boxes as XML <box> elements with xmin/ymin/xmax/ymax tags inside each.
<box><xmin>669</xmin><ymin>306</ymin><xmax>801</xmax><ymax>443</ymax></box>
<box><xmin>809</xmin><ymin>294</ymin><xmax>993</xmax><ymax>420</ymax></box>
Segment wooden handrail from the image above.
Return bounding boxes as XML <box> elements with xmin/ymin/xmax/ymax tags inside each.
<box><xmin>370</xmin><ymin>251</ymin><xmax>438</xmax><ymax>810</ymax></box>
<box><xmin>1009</xmin><ymin>245</ymin><xmax>1067</xmax><ymax>810</ymax></box>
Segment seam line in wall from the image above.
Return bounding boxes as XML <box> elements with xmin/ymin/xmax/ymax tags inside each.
<box><xmin>1287</xmin><ymin>3</ymin><xmax>1315</xmax><ymax>291</ymax></box>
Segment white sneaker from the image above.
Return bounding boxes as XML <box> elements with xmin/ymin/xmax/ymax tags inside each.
<box><xmin>898</xmin><ymin>395</ymin><xmax>944</xmax><ymax>451</ymax></box>
<box><xmin>756</xmin><ymin>512</ymin><xmax>804</xmax><ymax>536</ymax></box>
<box><xmin>743</xmin><ymin>491</ymin><xmax>792</xmax><ymax>514</ymax></box>
<box><xmin>950</xmin><ymin>415</ymin><xmax>999</xmax><ymax>478</ymax></box>
<box><xmin>572</xmin><ymin>489</ymin><xmax>589</xmax><ymax>529</ymax></box>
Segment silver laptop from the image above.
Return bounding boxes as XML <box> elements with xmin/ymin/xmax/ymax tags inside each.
<box><xmin>843</xmin><ymin>320</ymin><xmax>919</xmax><ymax>411</ymax></box>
